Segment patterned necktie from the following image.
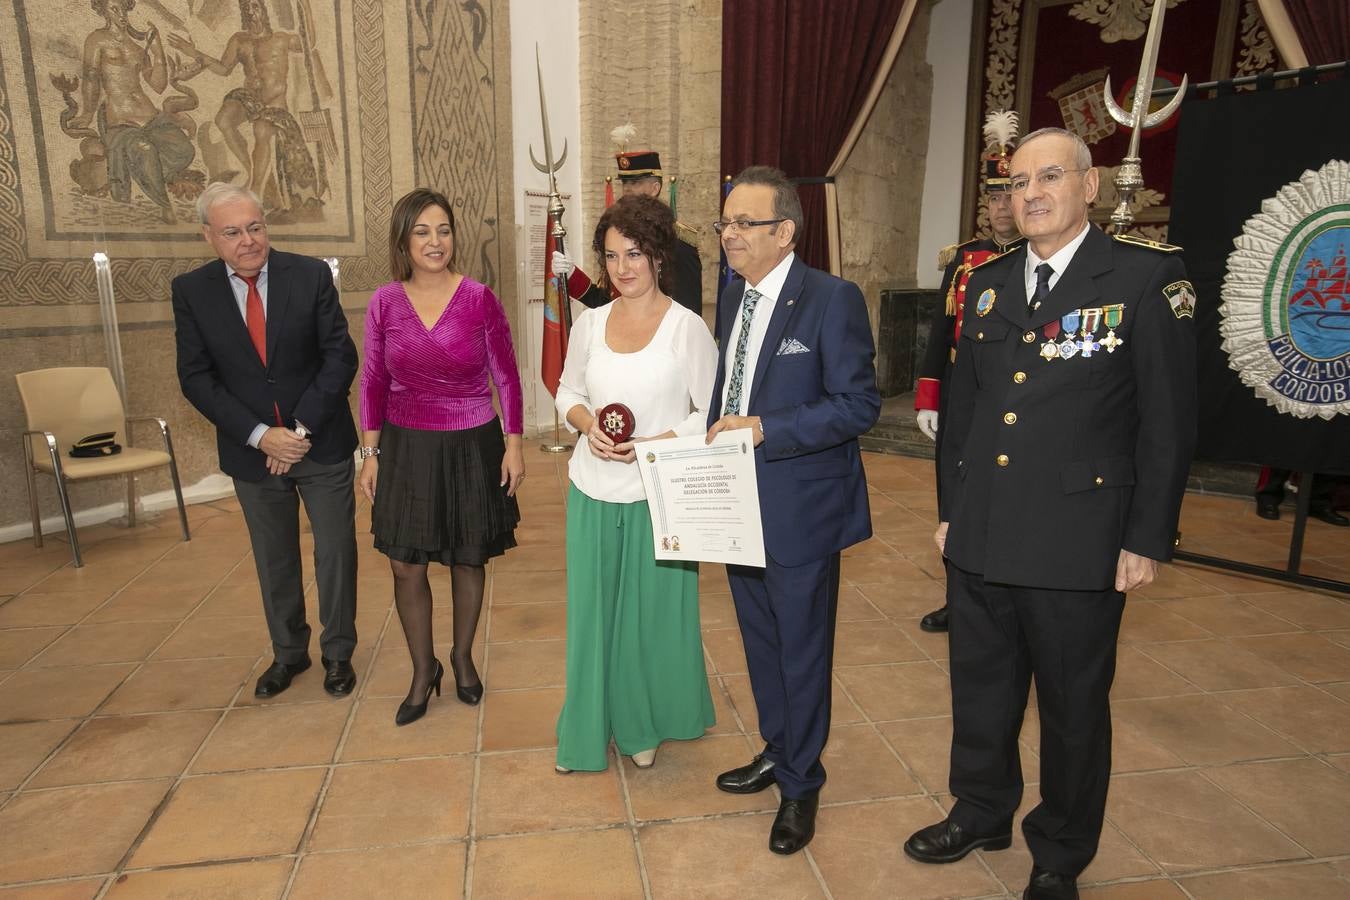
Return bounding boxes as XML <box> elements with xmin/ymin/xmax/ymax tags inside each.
<box><xmin>724</xmin><ymin>287</ymin><xmax>762</xmax><ymax>415</ymax></box>
<box><xmin>1031</xmin><ymin>262</ymin><xmax>1053</xmax><ymax>312</ymax></box>
<box><xmin>238</xmin><ymin>273</ymin><xmax>267</xmax><ymax>363</ymax></box>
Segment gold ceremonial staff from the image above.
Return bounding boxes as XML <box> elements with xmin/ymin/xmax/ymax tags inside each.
<box><xmin>1102</xmin><ymin>0</ymin><xmax>1187</xmax><ymax>233</ymax></box>
<box><xmin>528</xmin><ymin>45</ymin><xmax>573</xmax><ymax>454</ymax></box>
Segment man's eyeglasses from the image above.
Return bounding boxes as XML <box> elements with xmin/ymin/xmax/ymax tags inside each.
<box><xmin>712</xmin><ymin>218</ymin><xmax>786</xmax><ymax>235</ymax></box>
<box><xmin>1009</xmin><ymin>167</ymin><xmax>1090</xmax><ymax>195</ymax></box>
<box><xmin>214</xmin><ymin>223</ymin><xmax>268</xmax><ymax>241</ymax></box>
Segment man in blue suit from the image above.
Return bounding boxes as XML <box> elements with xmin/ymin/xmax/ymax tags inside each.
<box><xmin>706</xmin><ymin>166</ymin><xmax>880</xmax><ymax>854</ymax></box>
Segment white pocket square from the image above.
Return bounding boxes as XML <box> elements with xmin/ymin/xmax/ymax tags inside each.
<box><xmin>777</xmin><ymin>338</ymin><xmax>811</xmax><ymax>355</ymax></box>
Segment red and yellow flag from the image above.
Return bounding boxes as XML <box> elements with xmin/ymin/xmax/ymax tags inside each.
<box><xmin>540</xmin><ymin>224</ymin><xmax>568</xmax><ymax>396</ymax></box>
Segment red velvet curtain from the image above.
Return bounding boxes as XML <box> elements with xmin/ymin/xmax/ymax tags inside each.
<box><xmin>1283</xmin><ymin>0</ymin><xmax>1349</xmax><ymax>66</ymax></box>
<box><xmin>721</xmin><ymin>0</ymin><xmax>907</xmax><ymax>271</ymax></box>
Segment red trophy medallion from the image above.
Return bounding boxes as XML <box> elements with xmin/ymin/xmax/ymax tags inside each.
<box><xmin>597</xmin><ymin>403</ymin><xmax>636</xmax><ymax>443</ymax></box>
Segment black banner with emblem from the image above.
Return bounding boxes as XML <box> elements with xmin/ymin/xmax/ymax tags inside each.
<box><xmin>1169</xmin><ymin>76</ymin><xmax>1350</xmax><ymax>475</ymax></box>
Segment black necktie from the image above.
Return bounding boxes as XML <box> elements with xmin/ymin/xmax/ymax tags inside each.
<box><xmin>1031</xmin><ymin>263</ymin><xmax>1053</xmax><ymax>312</ymax></box>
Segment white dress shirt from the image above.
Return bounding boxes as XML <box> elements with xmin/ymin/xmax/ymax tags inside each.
<box><xmin>720</xmin><ymin>251</ymin><xmax>795</xmax><ymax>416</ymax></box>
<box><xmin>1023</xmin><ymin>223</ymin><xmax>1091</xmax><ymax>303</ymax></box>
<box><xmin>225</xmin><ymin>261</ymin><xmax>270</xmax><ymax>321</ymax></box>
<box><xmin>556</xmin><ymin>301</ymin><xmax>717</xmax><ymax>503</ymax></box>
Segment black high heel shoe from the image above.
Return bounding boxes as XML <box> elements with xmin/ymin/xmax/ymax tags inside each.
<box><xmin>394</xmin><ymin>659</ymin><xmax>443</xmax><ymax>726</ymax></box>
<box><xmin>449</xmin><ymin>651</ymin><xmax>484</xmax><ymax>706</ymax></box>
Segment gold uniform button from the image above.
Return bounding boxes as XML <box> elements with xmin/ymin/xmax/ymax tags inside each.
<box><xmin>1095</xmin><ymin>476</ymin><xmax>1104</xmax><ymax>486</ymax></box>
<box><xmin>977</xmin><ymin>331</ymin><xmax>985</xmax><ymax>340</ymax></box>
<box><xmin>1013</xmin><ymin>371</ymin><xmax>1027</xmax><ymax>383</ymax></box>
<box><xmin>1023</xmin><ymin>331</ymin><xmax>1036</xmax><ymax>343</ymax></box>
<box><xmin>1003</xmin><ymin>412</ymin><xmax>1017</xmax><ymax>425</ymax></box>
<box><xmin>996</xmin><ymin>454</ymin><xmax>1009</xmax><ymax>467</ymax></box>
<box><xmin>958</xmin><ymin>284</ymin><xmax>966</xmax><ymax>292</ymax></box>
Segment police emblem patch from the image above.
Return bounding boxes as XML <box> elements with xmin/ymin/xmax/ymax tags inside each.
<box><xmin>1221</xmin><ymin>159</ymin><xmax>1350</xmax><ymax>420</ymax></box>
<box><xmin>1162</xmin><ymin>280</ymin><xmax>1196</xmax><ymax>319</ymax></box>
<box><xmin>975</xmin><ymin>288</ymin><xmax>996</xmax><ymax>317</ymax></box>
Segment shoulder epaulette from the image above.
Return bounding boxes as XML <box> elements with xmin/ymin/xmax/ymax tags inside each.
<box><xmin>1113</xmin><ymin>233</ymin><xmax>1183</xmax><ymax>253</ymax></box>
<box><xmin>937</xmin><ymin>236</ymin><xmax>982</xmax><ymax>269</ymax></box>
<box><xmin>675</xmin><ymin>221</ymin><xmax>700</xmax><ymax>245</ymax></box>
<box><xmin>970</xmin><ymin>247</ymin><xmax>1018</xmax><ymax>271</ymax></box>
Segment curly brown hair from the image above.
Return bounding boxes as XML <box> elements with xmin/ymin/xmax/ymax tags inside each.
<box><xmin>591</xmin><ymin>194</ymin><xmax>675</xmax><ymax>295</ymax></box>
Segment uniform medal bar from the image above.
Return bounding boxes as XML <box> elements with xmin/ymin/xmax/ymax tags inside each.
<box><xmin>1057</xmin><ymin>310</ymin><xmax>1082</xmax><ymax>359</ymax></box>
<box><xmin>1102</xmin><ymin>304</ymin><xmax>1126</xmax><ymax>353</ymax></box>
<box><xmin>1078</xmin><ymin>308</ymin><xmax>1103</xmax><ymax>357</ymax></box>
<box><xmin>1039</xmin><ymin>319</ymin><xmax>1061</xmax><ymax>360</ymax></box>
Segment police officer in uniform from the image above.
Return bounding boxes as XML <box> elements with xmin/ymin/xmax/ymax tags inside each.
<box><xmin>915</xmin><ymin>111</ymin><xmax>1025</xmax><ymax>633</ymax></box>
<box><xmin>903</xmin><ymin>127</ymin><xmax>1197</xmax><ymax>900</ymax></box>
<box><xmin>552</xmin><ymin>148</ymin><xmax>703</xmax><ymax>317</ymax></box>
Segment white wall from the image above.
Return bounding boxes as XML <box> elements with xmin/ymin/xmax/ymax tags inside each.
<box><xmin>509</xmin><ymin>0</ymin><xmax>584</xmax><ymax>435</ymax></box>
<box><xmin>916</xmin><ymin>0</ymin><xmax>975</xmax><ymax>289</ymax></box>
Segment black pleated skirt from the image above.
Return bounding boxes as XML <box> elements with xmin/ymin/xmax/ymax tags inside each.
<box><xmin>371</xmin><ymin>419</ymin><xmax>520</xmax><ymax>566</ymax></box>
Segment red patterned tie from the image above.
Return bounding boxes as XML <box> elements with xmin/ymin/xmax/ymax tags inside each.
<box><xmin>239</xmin><ymin>273</ymin><xmax>266</xmax><ymax>363</ymax></box>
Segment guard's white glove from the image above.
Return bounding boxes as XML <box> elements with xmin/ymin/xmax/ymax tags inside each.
<box><xmin>551</xmin><ymin>250</ymin><xmax>575</xmax><ymax>279</ymax></box>
<box><xmin>916</xmin><ymin>409</ymin><xmax>939</xmax><ymax>441</ymax></box>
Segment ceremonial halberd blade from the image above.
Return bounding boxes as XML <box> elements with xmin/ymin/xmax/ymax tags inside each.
<box><xmin>1100</xmin><ymin>0</ymin><xmax>1187</xmax><ymax>231</ymax></box>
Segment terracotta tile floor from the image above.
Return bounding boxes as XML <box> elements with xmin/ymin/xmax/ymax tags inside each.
<box><xmin>1</xmin><ymin>446</ymin><xmax>1349</xmax><ymax>898</ymax></box>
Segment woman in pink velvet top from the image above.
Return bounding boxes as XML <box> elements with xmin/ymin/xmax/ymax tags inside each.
<box><xmin>359</xmin><ymin>187</ymin><xmax>525</xmax><ymax>725</ymax></box>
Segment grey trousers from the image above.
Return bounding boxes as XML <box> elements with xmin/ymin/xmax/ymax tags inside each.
<box><xmin>234</xmin><ymin>455</ymin><xmax>358</xmax><ymax>664</ymax></box>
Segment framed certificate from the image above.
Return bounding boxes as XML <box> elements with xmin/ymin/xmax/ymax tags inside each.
<box><xmin>635</xmin><ymin>429</ymin><xmax>766</xmax><ymax>568</ymax></box>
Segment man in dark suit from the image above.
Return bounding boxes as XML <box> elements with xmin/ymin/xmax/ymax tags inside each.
<box><xmin>903</xmin><ymin>129</ymin><xmax>1197</xmax><ymax>900</ymax></box>
<box><xmin>173</xmin><ymin>182</ymin><xmax>360</xmax><ymax>699</ymax></box>
<box><xmin>552</xmin><ymin>148</ymin><xmax>703</xmax><ymax>317</ymax></box>
<box><xmin>705</xmin><ymin>166</ymin><xmax>880</xmax><ymax>855</ymax></box>
<box><xmin>914</xmin><ymin>119</ymin><xmax>1025</xmax><ymax>633</ymax></box>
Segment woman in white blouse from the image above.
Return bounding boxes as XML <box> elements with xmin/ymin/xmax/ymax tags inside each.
<box><xmin>553</xmin><ymin>194</ymin><xmax>718</xmax><ymax>773</ymax></box>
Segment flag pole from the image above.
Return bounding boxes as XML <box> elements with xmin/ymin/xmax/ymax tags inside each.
<box><xmin>531</xmin><ymin>44</ymin><xmax>572</xmax><ymax>454</ymax></box>
<box><xmin>539</xmin><ymin>408</ymin><xmax>569</xmax><ymax>454</ymax></box>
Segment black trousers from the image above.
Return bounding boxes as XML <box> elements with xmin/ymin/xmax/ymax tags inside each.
<box><xmin>234</xmin><ymin>455</ymin><xmax>358</xmax><ymax>664</ymax></box>
<box><xmin>946</xmin><ymin>563</ymin><xmax>1124</xmax><ymax>877</ymax></box>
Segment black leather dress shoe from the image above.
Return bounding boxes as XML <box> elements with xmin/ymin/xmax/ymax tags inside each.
<box><xmin>920</xmin><ymin>606</ymin><xmax>949</xmax><ymax>632</ymax></box>
<box><xmin>1310</xmin><ymin>503</ymin><xmax>1350</xmax><ymax>527</ymax></box>
<box><xmin>1023</xmin><ymin>865</ymin><xmax>1079</xmax><ymax>900</ymax></box>
<box><xmin>716</xmin><ymin>753</ymin><xmax>776</xmax><ymax>794</ymax></box>
<box><xmin>904</xmin><ymin>818</ymin><xmax>1012</xmax><ymax>864</ymax></box>
<box><xmin>769</xmin><ymin>791</ymin><xmax>818</xmax><ymax>855</ymax></box>
<box><xmin>321</xmin><ymin>657</ymin><xmax>357</xmax><ymax>696</ymax></box>
<box><xmin>254</xmin><ymin>657</ymin><xmax>311</xmax><ymax>698</ymax></box>
<box><xmin>1255</xmin><ymin>494</ymin><xmax>1281</xmax><ymax>520</ymax></box>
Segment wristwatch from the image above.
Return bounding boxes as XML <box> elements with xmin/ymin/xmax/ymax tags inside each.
<box><xmin>359</xmin><ymin>446</ymin><xmax>380</xmax><ymax>459</ymax></box>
